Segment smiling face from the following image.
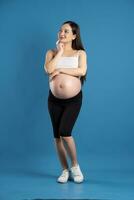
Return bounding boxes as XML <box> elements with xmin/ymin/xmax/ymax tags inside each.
<box><xmin>58</xmin><ymin>23</ymin><xmax>76</xmax><ymax>43</ymax></box>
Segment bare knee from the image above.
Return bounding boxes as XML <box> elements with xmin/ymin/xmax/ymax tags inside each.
<box><xmin>54</xmin><ymin>137</ymin><xmax>62</xmax><ymax>144</ymax></box>
<box><xmin>61</xmin><ymin>136</ymin><xmax>72</xmax><ymax>143</ymax></box>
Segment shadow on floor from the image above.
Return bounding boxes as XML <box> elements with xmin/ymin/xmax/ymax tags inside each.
<box><xmin>23</xmin><ymin>198</ymin><xmax>109</xmax><ymax>200</ymax></box>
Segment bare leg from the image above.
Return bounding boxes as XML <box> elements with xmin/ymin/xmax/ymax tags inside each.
<box><xmin>61</xmin><ymin>136</ymin><xmax>78</xmax><ymax>167</ymax></box>
<box><xmin>54</xmin><ymin>137</ymin><xmax>69</xmax><ymax>170</ymax></box>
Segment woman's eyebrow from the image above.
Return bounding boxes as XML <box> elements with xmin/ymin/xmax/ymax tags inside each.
<box><xmin>60</xmin><ymin>28</ymin><xmax>70</xmax><ymax>31</ymax></box>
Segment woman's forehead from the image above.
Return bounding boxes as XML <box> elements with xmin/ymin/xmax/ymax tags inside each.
<box><xmin>60</xmin><ymin>24</ymin><xmax>72</xmax><ymax>31</ymax></box>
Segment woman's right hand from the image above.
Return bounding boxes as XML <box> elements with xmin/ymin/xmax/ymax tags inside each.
<box><xmin>56</xmin><ymin>40</ymin><xmax>64</xmax><ymax>54</ymax></box>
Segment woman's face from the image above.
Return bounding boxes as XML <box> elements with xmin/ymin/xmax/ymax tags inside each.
<box><xmin>58</xmin><ymin>23</ymin><xmax>76</xmax><ymax>43</ymax></box>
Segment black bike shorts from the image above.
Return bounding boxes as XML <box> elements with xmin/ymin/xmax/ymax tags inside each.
<box><xmin>47</xmin><ymin>89</ymin><xmax>83</xmax><ymax>138</ymax></box>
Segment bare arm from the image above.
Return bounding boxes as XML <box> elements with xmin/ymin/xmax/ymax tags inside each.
<box><xmin>44</xmin><ymin>50</ymin><xmax>62</xmax><ymax>74</ymax></box>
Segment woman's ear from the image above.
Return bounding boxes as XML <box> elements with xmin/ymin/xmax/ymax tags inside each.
<box><xmin>72</xmin><ymin>34</ymin><xmax>76</xmax><ymax>40</ymax></box>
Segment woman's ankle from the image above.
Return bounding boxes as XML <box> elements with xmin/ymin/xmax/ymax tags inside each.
<box><xmin>71</xmin><ymin>162</ymin><xmax>78</xmax><ymax>167</ymax></box>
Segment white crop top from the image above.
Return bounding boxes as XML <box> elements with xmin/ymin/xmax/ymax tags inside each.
<box><xmin>56</xmin><ymin>50</ymin><xmax>79</xmax><ymax>68</ymax></box>
<box><xmin>55</xmin><ymin>55</ymin><xmax>79</xmax><ymax>68</ymax></box>
<box><xmin>55</xmin><ymin>51</ymin><xmax>81</xmax><ymax>79</ymax></box>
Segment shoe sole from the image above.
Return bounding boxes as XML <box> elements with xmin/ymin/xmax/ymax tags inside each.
<box><xmin>57</xmin><ymin>180</ymin><xmax>68</xmax><ymax>183</ymax></box>
<box><xmin>74</xmin><ymin>179</ymin><xmax>84</xmax><ymax>183</ymax></box>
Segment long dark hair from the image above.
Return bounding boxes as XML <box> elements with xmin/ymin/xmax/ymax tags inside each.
<box><xmin>61</xmin><ymin>20</ymin><xmax>87</xmax><ymax>86</ymax></box>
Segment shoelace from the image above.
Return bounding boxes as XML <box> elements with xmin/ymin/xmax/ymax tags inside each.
<box><xmin>60</xmin><ymin>170</ymin><xmax>68</xmax><ymax>177</ymax></box>
<box><xmin>71</xmin><ymin>167</ymin><xmax>81</xmax><ymax>176</ymax></box>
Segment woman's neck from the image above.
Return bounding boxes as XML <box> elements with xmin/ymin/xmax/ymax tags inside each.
<box><xmin>62</xmin><ymin>42</ymin><xmax>73</xmax><ymax>52</ymax></box>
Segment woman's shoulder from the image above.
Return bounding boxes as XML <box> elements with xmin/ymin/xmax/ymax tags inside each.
<box><xmin>78</xmin><ymin>50</ymin><xmax>87</xmax><ymax>57</ymax></box>
<box><xmin>46</xmin><ymin>48</ymin><xmax>57</xmax><ymax>58</ymax></box>
<box><xmin>78</xmin><ymin>49</ymin><xmax>86</xmax><ymax>54</ymax></box>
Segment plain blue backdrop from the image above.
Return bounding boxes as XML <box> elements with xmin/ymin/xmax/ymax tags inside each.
<box><xmin>0</xmin><ymin>0</ymin><xmax>134</xmax><ymax>200</ymax></box>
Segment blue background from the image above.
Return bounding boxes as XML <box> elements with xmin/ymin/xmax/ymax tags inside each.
<box><xmin>0</xmin><ymin>0</ymin><xmax>134</xmax><ymax>200</ymax></box>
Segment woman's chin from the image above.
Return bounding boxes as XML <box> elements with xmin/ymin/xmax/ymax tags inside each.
<box><xmin>59</xmin><ymin>39</ymin><xmax>65</xmax><ymax>42</ymax></box>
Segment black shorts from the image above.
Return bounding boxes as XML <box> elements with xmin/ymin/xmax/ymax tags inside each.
<box><xmin>47</xmin><ymin>89</ymin><xmax>83</xmax><ymax>138</ymax></box>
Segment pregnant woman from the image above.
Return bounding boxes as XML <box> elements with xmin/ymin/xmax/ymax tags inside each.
<box><xmin>44</xmin><ymin>21</ymin><xmax>87</xmax><ymax>183</ymax></box>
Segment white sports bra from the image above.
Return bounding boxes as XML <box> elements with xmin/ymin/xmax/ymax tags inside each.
<box><xmin>55</xmin><ymin>55</ymin><xmax>79</xmax><ymax>68</ymax></box>
<box><xmin>55</xmin><ymin>50</ymin><xmax>80</xmax><ymax>68</ymax></box>
<box><xmin>55</xmin><ymin>50</ymin><xmax>81</xmax><ymax>79</ymax></box>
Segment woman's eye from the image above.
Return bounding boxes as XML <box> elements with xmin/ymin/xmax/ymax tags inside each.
<box><xmin>59</xmin><ymin>30</ymin><xmax>69</xmax><ymax>33</ymax></box>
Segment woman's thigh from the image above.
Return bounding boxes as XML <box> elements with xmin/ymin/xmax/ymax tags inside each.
<box><xmin>59</xmin><ymin>100</ymin><xmax>82</xmax><ymax>137</ymax></box>
<box><xmin>48</xmin><ymin>100</ymin><xmax>64</xmax><ymax>138</ymax></box>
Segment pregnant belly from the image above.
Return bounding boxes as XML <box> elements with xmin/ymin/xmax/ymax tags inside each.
<box><xmin>49</xmin><ymin>74</ymin><xmax>81</xmax><ymax>99</ymax></box>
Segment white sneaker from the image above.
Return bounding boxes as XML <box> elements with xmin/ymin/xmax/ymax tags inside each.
<box><xmin>70</xmin><ymin>164</ymin><xmax>84</xmax><ymax>183</ymax></box>
<box><xmin>57</xmin><ymin>169</ymin><xmax>69</xmax><ymax>183</ymax></box>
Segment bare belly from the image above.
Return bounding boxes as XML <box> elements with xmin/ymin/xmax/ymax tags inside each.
<box><xmin>49</xmin><ymin>74</ymin><xmax>82</xmax><ymax>99</ymax></box>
